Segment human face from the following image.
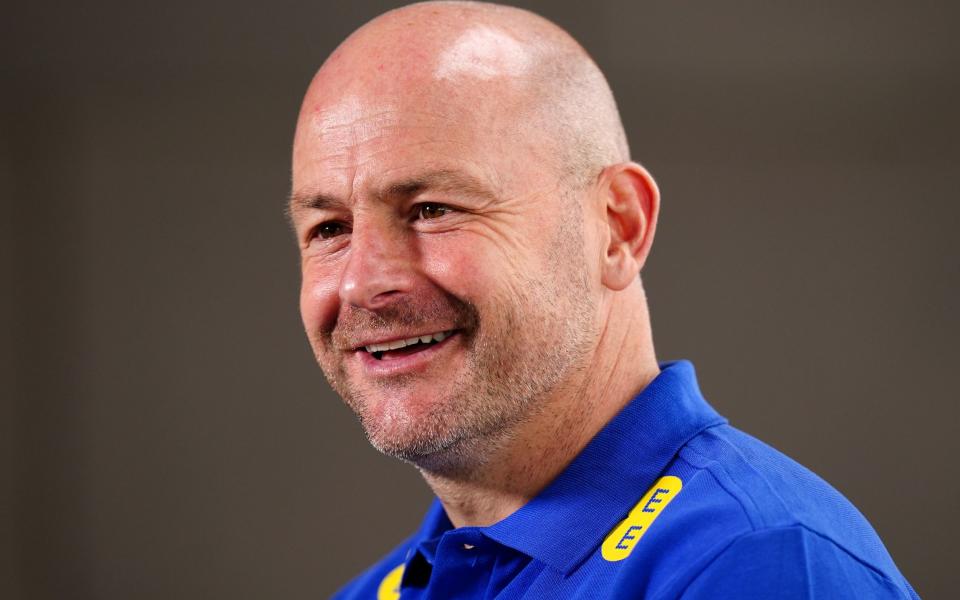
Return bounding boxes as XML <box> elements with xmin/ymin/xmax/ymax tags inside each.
<box><xmin>290</xmin><ymin>90</ymin><xmax>600</xmax><ymax>471</ymax></box>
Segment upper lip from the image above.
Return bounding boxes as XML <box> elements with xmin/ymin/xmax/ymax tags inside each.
<box><xmin>349</xmin><ymin>329</ymin><xmax>456</xmax><ymax>352</ymax></box>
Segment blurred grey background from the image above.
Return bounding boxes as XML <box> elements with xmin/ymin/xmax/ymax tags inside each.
<box><xmin>3</xmin><ymin>1</ymin><xmax>958</xmax><ymax>598</ymax></box>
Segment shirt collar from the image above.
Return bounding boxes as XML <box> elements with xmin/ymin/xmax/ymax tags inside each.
<box><xmin>406</xmin><ymin>498</ymin><xmax>452</xmax><ymax>564</ymax></box>
<box><xmin>401</xmin><ymin>499</ymin><xmax>453</xmax><ymax>586</ymax></box>
<box><xmin>479</xmin><ymin>360</ymin><xmax>726</xmax><ymax>574</ymax></box>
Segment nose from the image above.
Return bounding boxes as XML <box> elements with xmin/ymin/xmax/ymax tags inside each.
<box><xmin>339</xmin><ymin>213</ymin><xmax>417</xmax><ymax>310</ymax></box>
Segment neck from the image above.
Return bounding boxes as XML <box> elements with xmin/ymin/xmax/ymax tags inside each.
<box><xmin>421</xmin><ymin>285</ymin><xmax>659</xmax><ymax>528</ymax></box>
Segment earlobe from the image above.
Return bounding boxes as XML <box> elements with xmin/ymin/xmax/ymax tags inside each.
<box><xmin>599</xmin><ymin>163</ymin><xmax>660</xmax><ymax>291</ymax></box>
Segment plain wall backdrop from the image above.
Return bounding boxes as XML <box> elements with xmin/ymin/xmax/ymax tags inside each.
<box><xmin>3</xmin><ymin>1</ymin><xmax>958</xmax><ymax>598</ymax></box>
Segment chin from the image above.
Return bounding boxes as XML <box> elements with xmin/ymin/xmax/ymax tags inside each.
<box><xmin>361</xmin><ymin>416</ymin><xmax>484</xmax><ymax>473</ymax></box>
<box><xmin>363</xmin><ymin>417</ymin><xmax>455</xmax><ymax>459</ymax></box>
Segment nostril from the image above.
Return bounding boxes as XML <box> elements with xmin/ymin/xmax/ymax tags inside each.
<box><xmin>368</xmin><ymin>289</ymin><xmax>405</xmax><ymax>307</ymax></box>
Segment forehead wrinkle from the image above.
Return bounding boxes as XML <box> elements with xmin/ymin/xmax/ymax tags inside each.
<box><xmin>302</xmin><ymin>102</ymin><xmax>469</xmax><ymax>155</ymax></box>
<box><xmin>305</xmin><ymin>108</ymin><xmax>397</xmax><ymax>155</ymax></box>
<box><xmin>294</xmin><ymin>105</ymin><xmax>475</xmax><ymax>200</ymax></box>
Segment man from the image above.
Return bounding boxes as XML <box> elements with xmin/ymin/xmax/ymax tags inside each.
<box><xmin>288</xmin><ymin>2</ymin><xmax>918</xmax><ymax>598</ymax></box>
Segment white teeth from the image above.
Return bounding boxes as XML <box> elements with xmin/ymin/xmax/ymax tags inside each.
<box><xmin>364</xmin><ymin>330</ymin><xmax>451</xmax><ymax>354</ymax></box>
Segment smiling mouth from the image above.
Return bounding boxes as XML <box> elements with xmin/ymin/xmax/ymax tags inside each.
<box><xmin>363</xmin><ymin>330</ymin><xmax>456</xmax><ymax>361</ymax></box>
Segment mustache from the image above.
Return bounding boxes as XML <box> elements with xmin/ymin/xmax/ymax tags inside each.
<box><xmin>327</xmin><ymin>291</ymin><xmax>480</xmax><ymax>350</ymax></box>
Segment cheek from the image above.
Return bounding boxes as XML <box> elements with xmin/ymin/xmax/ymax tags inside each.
<box><xmin>420</xmin><ymin>229</ymin><xmax>541</xmax><ymax>300</ymax></box>
<box><xmin>299</xmin><ymin>261</ymin><xmax>342</xmax><ymax>335</ymax></box>
<box><xmin>419</xmin><ymin>236</ymin><xmax>498</xmax><ymax>299</ymax></box>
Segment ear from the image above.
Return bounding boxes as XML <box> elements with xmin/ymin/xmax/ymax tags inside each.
<box><xmin>598</xmin><ymin>162</ymin><xmax>660</xmax><ymax>291</ymax></box>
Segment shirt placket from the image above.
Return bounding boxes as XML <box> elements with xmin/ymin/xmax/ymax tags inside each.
<box><xmin>420</xmin><ymin>529</ymin><xmax>494</xmax><ymax>599</ymax></box>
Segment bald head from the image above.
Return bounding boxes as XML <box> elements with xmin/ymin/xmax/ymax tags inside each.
<box><xmin>296</xmin><ymin>1</ymin><xmax>629</xmax><ymax>187</ymax></box>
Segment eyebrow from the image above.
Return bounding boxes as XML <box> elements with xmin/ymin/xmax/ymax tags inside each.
<box><xmin>287</xmin><ymin>169</ymin><xmax>498</xmax><ymax>216</ymax></box>
<box><xmin>384</xmin><ymin>169</ymin><xmax>497</xmax><ymax>201</ymax></box>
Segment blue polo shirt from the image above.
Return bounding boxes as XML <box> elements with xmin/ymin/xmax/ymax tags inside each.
<box><xmin>333</xmin><ymin>361</ymin><xmax>919</xmax><ymax>599</ymax></box>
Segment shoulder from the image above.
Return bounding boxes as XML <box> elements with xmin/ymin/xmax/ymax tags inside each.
<box><xmin>331</xmin><ymin>535</ymin><xmax>413</xmax><ymax>600</ymax></box>
<box><xmin>675</xmin><ymin>525</ymin><xmax>915</xmax><ymax>599</ymax></box>
<box><xmin>678</xmin><ymin>425</ymin><xmax>892</xmax><ymax>559</ymax></box>
<box><xmin>625</xmin><ymin>424</ymin><xmax>917</xmax><ymax>599</ymax></box>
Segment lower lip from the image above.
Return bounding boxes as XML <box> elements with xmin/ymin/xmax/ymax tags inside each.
<box><xmin>355</xmin><ymin>332</ymin><xmax>461</xmax><ymax>376</ymax></box>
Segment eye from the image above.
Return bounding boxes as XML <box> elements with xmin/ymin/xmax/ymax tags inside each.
<box><xmin>416</xmin><ymin>203</ymin><xmax>451</xmax><ymax>220</ymax></box>
<box><xmin>313</xmin><ymin>221</ymin><xmax>349</xmax><ymax>240</ymax></box>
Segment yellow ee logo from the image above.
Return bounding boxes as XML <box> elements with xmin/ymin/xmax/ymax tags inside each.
<box><xmin>601</xmin><ymin>475</ymin><xmax>683</xmax><ymax>562</ymax></box>
<box><xmin>376</xmin><ymin>563</ymin><xmax>404</xmax><ymax>600</ymax></box>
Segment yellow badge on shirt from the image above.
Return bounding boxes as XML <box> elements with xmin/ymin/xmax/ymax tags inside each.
<box><xmin>601</xmin><ymin>475</ymin><xmax>683</xmax><ymax>562</ymax></box>
<box><xmin>377</xmin><ymin>563</ymin><xmax>405</xmax><ymax>600</ymax></box>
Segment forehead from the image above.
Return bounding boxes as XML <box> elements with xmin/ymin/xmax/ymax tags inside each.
<box><xmin>291</xmin><ymin>87</ymin><xmax>533</xmax><ymax>206</ymax></box>
<box><xmin>295</xmin><ymin>89</ymin><xmax>480</xmax><ymax>161</ymax></box>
